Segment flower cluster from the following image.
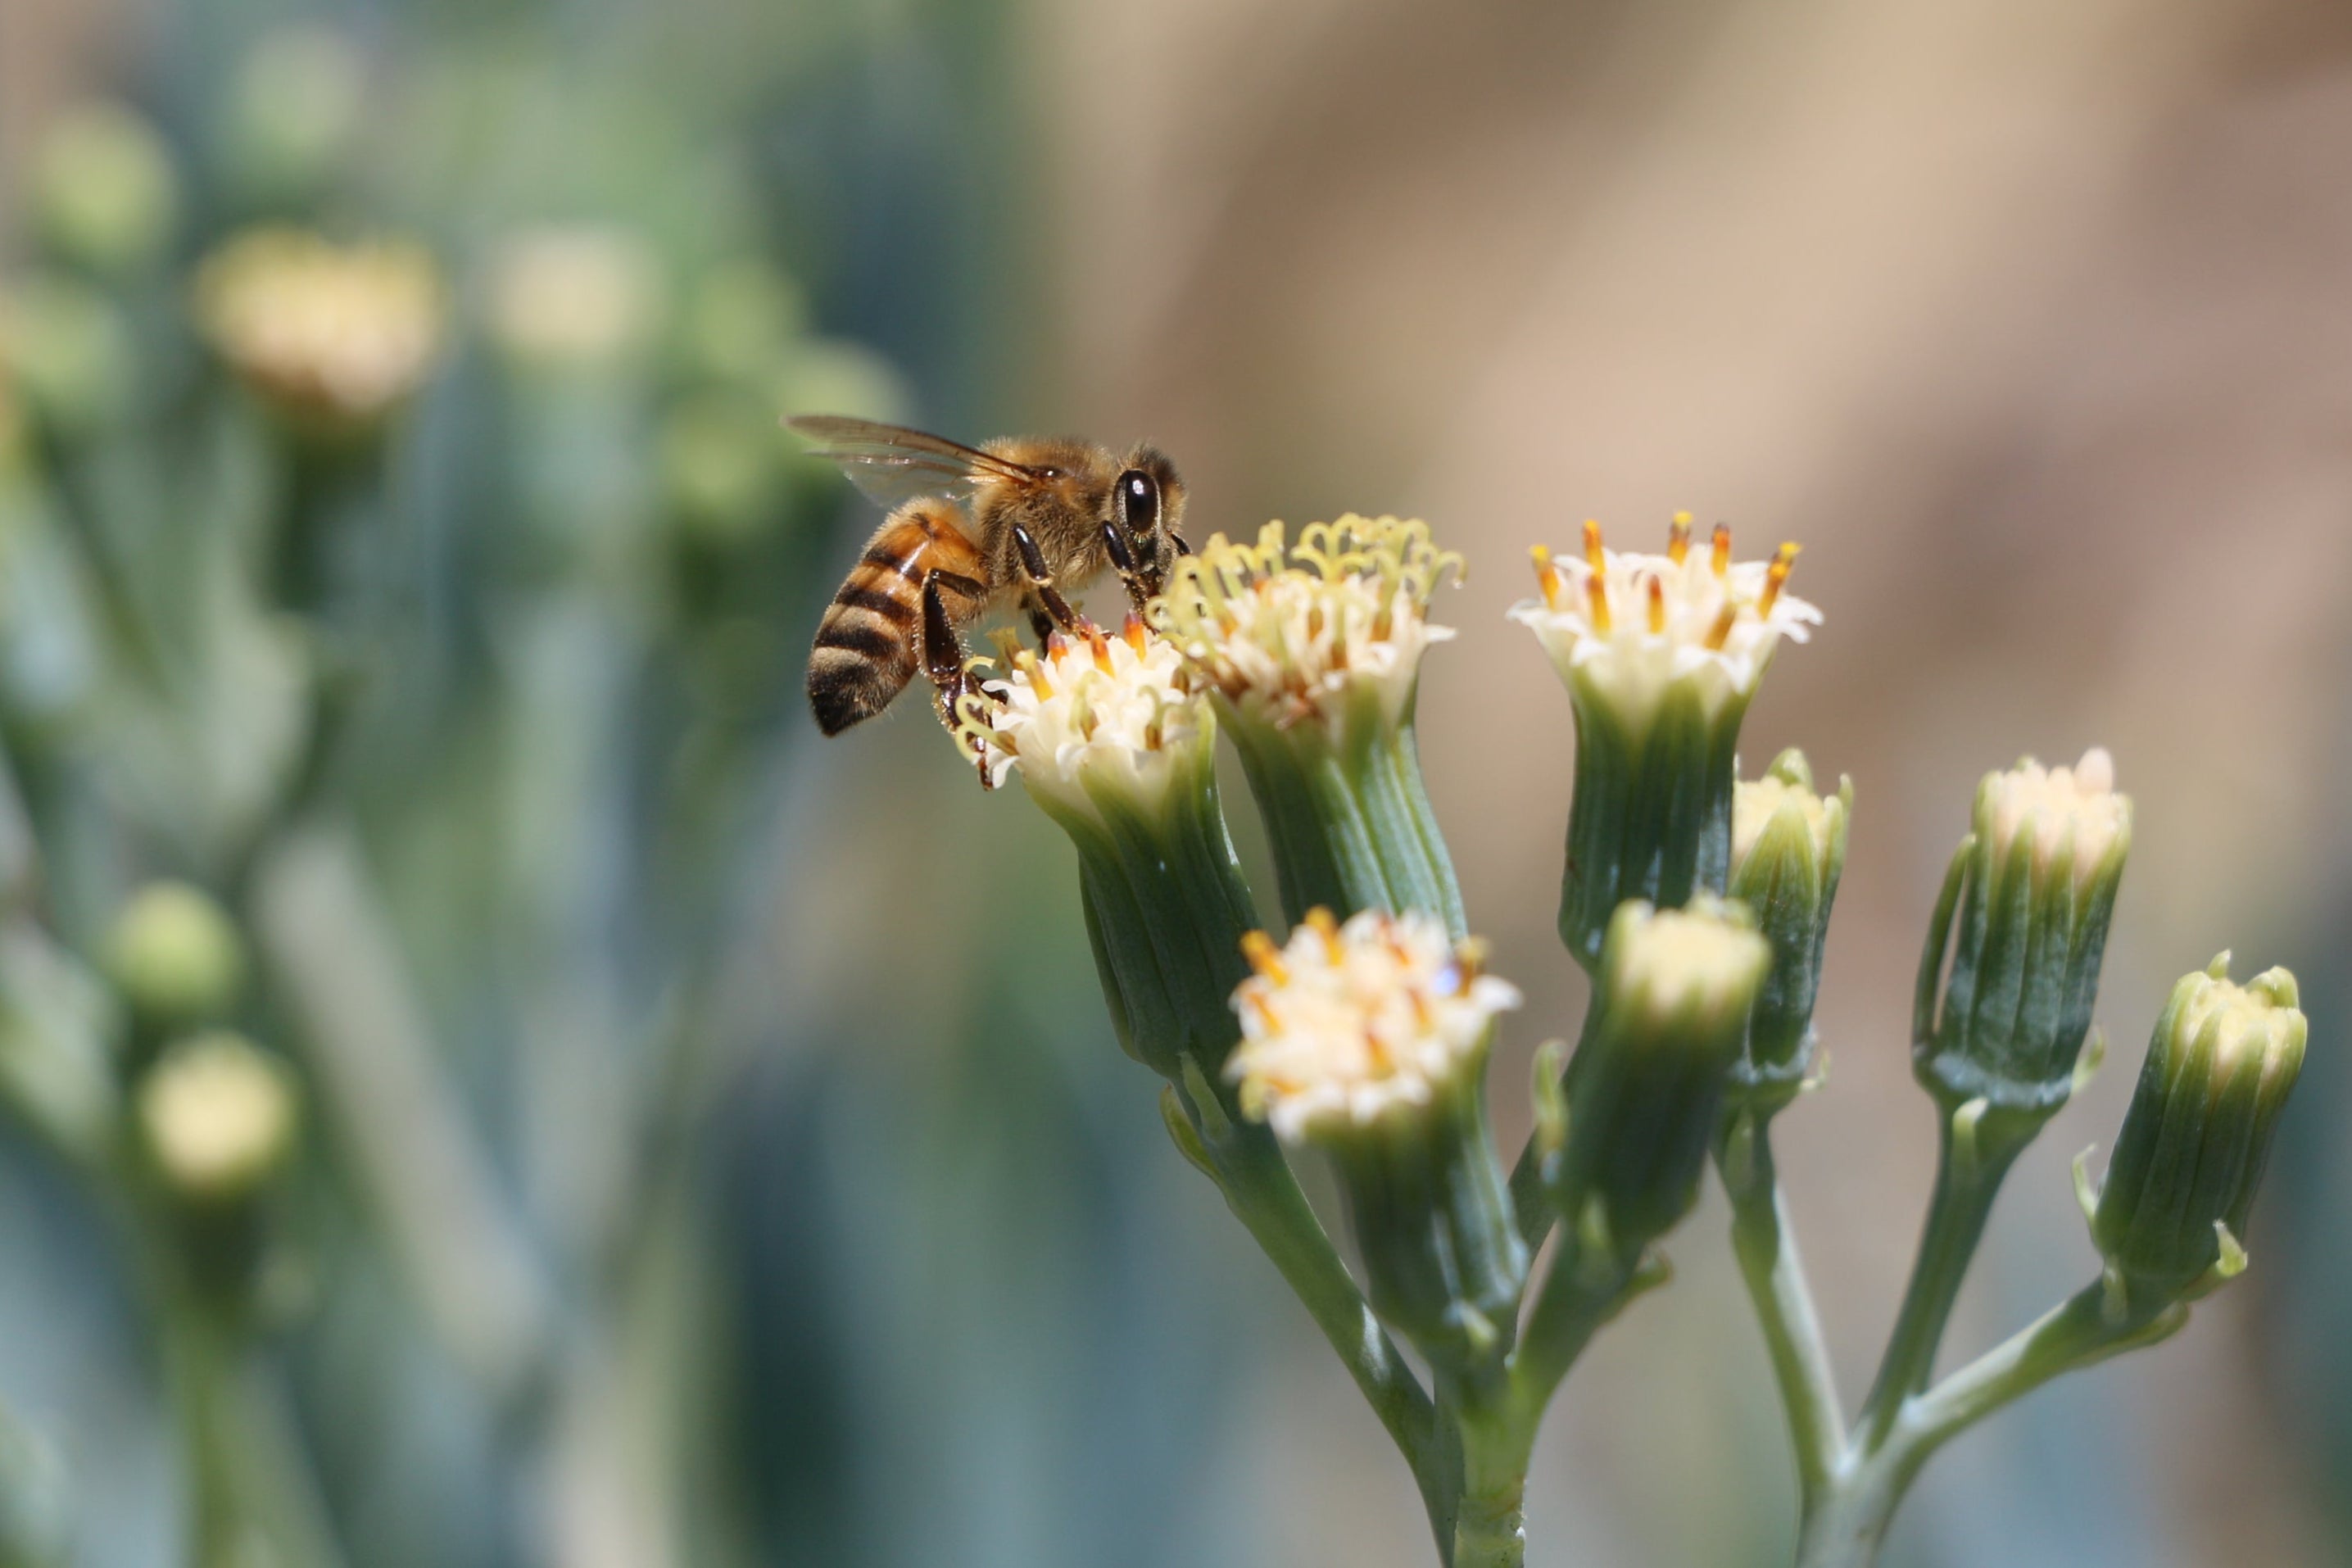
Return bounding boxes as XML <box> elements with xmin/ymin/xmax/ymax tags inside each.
<box><xmin>1227</xmin><ymin>908</ymin><xmax>1519</xmax><ymax>1144</ymax></box>
<box><xmin>1154</xmin><ymin>515</ymin><xmax>1461</xmax><ymax>732</ymax></box>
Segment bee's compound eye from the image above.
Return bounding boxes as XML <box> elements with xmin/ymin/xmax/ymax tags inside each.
<box><xmin>1119</xmin><ymin>469</ymin><xmax>1159</xmax><ymax>533</ymax></box>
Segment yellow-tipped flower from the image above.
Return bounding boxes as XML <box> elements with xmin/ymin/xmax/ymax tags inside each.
<box><xmin>1228</xmin><ymin>908</ymin><xmax>1520</xmax><ymax>1144</ymax></box>
<box><xmin>1516</xmin><ymin>517</ymin><xmax>1820</xmax><ymax>970</ymax></box>
<box><xmin>195</xmin><ymin>228</ymin><xmax>442</xmax><ymax>429</ymax></box>
<box><xmin>1156</xmin><ymin>515</ymin><xmax>1461</xmax><ymax>732</ymax></box>
<box><xmin>137</xmin><ymin>1031</ymin><xmax>297</xmax><ymax>1203</ymax></box>
<box><xmin>1509</xmin><ymin>519</ymin><xmax>1820</xmax><ymax>740</ymax></box>
<box><xmin>1228</xmin><ymin>908</ymin><xmax>1526</xmax><ymax>1374</ymax></box>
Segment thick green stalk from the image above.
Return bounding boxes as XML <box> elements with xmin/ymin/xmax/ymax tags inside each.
<box><xmin>1715</xmin><ymin>1121</ymin><xmax>1844</xmax><ymax>1507</ymax></box>
<box><xmin>1223</xmin><ymin>701</ymin><xmax>1465</xmax><ymax>936</ymax></box>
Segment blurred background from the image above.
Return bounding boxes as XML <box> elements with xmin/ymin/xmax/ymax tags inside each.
<box><xmin>2</xmin><ymin>0</ymin><xmax>2350</xmax><ymax>1565</ymax></box>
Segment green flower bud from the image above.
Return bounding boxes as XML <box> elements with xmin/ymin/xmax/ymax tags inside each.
<box><xmin>104</xmin><ymin>881</ymin><xmax>246</xmax><ymax>1026</ymax></box>
<box><xmin>962</xmin><ymin>619</ymin><xmax>1258</xmax><ymax>1080</ymax></box>
<box><xmin>1727</xmin><ymin>749</ymin><xmax>1850</xmax><ymax>1111</ymax></box>
<box><xmin>1227</xmin><ymin>908</ymin><xmax>1527</xmax><ymax>1378</ymax></box>
<box><xmin>1511</xmin><ymin>519</ymin><xmax>1820</xmax><ymax>971</ymax></box>
<box><xmin>30</xmin><ymin>103</ymin><xmax>177</xmax><ymax>274</ymax></box>
<box><xmin>1545</xmin><ymin>898</ymin><xmax>1768</xmax><ymax>1267</ymax></box>
<box><xmin>221</xmin><ymin>27</ymin><xmax>366</xmax><ymax>202</ymax></box>
<box><xmin>1155</xmin><ymin>516</ymin><xmax>1466</xmax><ymax>934</ymax></box>
<box><xmin>2091</xmin><ymin>957</ymin><xmax>2304</xmax><ymax>1303</ymax></box>
<box><xmin>1915</xmin><ymin>749</ymin><xmax>2129</xmax><ymax>1119</ymax></box>
<box><xmin>136</xmin><ymin>1031</ymin><xmax>298</xmax><ymax>1204</ymax></box>
<box><xmin>194</xmin><ymin>228</ymin><xmax>443</xmax><ymax>435</ymax></box>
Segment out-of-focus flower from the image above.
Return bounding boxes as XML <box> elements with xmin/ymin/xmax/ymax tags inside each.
<box><xmin>222</xmin><ymin>27</ymin><xmax>366</xmax><ymax>199</ymax></box>
<box><xmin>0</xmin><ymin>274</ymin><xmax>137</xmax><ymax>435</ymax></box>
<box><xmin>2091</xmin><ymin>956</ymin><xmax>2304</xmax><ymax>1304</ymax></box>
<box><xmin>1728</xmin><ymin>749</ymin><xmax>1851</xmax><ymax>1111</ymax></box>
<box><xmin>1229</xmin><ymin>907</ymin><xmax>1525</xmax><ymax>1371</ymax></box>
<box><xmin>1511</xmin><ymin>516</ymin><xmax>1819</xmax><ymax>970</ymax></box>
<box><xmin>1915</xmin><ymin>747</ymin><xmax>2130</xmax><ymax>1120</ymax></box>
<box><xmin>104</xmin><ymin>881</ymin><xmax>247</xmax><ymax>1028</ymax></box>
<box><xmin>194</xmin><ymin>229</ymin><xmax>443</xmax><ymax>431</ymax></box>
<box><xmin>486</xmin><ymin>225</ymin><xmax>663</xmax><ymax>372</ymax></box>
<box><xmin>1156</xmin><ymin>516</ymin><xmax>1466</xmax><ymax>931</ymax></box>
<box><xmin>30</xmin><ymin>104</ymin><xmax>178</xmax><ymax>274</ymax></box>
<box><xmin>137</xmin><ymin>1031</ymin><xmax>297</xmax><ymax>1203</ymax></box>
<box><xmin>1544</xmin><ymin>898</ymin><xmax>1768</xmax><ymax>1265</ymax></box>
<box><xmin>682</xmin><ymin>259</ymin><xmax>807</xmax><ymax>386</ymax></box>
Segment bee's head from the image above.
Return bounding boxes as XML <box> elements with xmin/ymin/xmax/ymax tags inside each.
<box><xmin>1112</xmin><ymin>445</ymin><xmax>1188</xmax><ymax>597</ymax></box>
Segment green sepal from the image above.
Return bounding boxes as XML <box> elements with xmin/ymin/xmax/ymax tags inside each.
<box><xmin>1725</xmin><ymin>750</ymin><xmax>1850</xmax><ymax>1114</ymax></box>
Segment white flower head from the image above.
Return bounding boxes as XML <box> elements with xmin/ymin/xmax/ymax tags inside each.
<box><xmin>1154</xmin><ymin>516</ymin><xmax>1462</xmax><ymax>732</ymax></box>
<box><xmin>1226</xmin><ymin>908</ymin><xmax>1520</xmax><ymax>1144</ymax></box>
<box><xmin>196</xmin><ymin>227</ymin><xmax>442</xmax><ymax>424</ymax></box>
<box><xmin>1602</xmin><ymin>898</ymin><xmax>1772</xmax><ymax>1036</ymax></box>
<box><xmin>2165</xmin><ymin>957</ymin><xmax>2304</xmax><ymax>1090</ymax></box>
<box><xmin>958</xmin><ymin>616</ymin><xmax>1211</xmax><ymax>821</ymax></box>
<box><xmin>486</xmin><ymin>224</ymin><xmax>662</xmax><ymax>370</ymax></box>
<box><xmin>1975</xmin><ymin>747</ymin><xmax>2130</xmax><ymax>891</ymax></box>
<box><xmin>1509</xmin><ymin>516</ymin><xmax>1820</xmax><ymax>737</ymax></box>
<box><xmin>138</xmin><ymin>1031</ymin><xmax>298</xmax><ymax>1202</ymax></box>
<box><xmin>1732</xmin><ymin>752</ymin><xmax>1849</xmax><ymax>879</ymax></box>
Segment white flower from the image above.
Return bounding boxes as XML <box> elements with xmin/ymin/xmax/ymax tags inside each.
<box><xmin>195</xmin><ymin>227</ymin><xmax>442</xmax><ymax>424</ymax></box>
<box><xmin>1155</xmin><ymin>516</ymin><xmax>1461</xmax><ymax>732</ymax></box>
<box><xmin>962</xmin><ymin>617</ymin><xmax>1210</xmax><ymax>821</ymax></box>
<box><xmin>1977</xmin><ymin>747</ymin><xmax>2129</xmax><ymax>890</ymax></box>
<box><xmin>486</xmin><ymin>225</ymin><xmax>661</xmax><ymax>369</ymax></box>
<box><xmin>1226</xmin><ymin>908</ymin><xmax>1520</xmax><ymax>1144</ymax></box>
<box><xmin>1602</xmin><ymin>900</ymin><xmax>1772</xmax><ymax>1035</ymax></box>
<box><xmin>1509</xmin><ymin>516</ymin><xmax>1820</xmax><ymax>736</ymax></box>
<box><xmin>138</xmin><ymin>1031</ymin><xmax>298</xmax><ymax>1201</ymax></box>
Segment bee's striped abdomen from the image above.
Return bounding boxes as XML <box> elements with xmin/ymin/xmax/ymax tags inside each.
<box><xmin>808</xmin><ymin>499</ymin><xmax>982</xmax><ymax>735</ymax></box>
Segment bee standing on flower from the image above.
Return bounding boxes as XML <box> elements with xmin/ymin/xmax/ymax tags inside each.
<box><xmin>786</xmin><ymin>416</ymin><xmax>1190</xmax><ymax>738</ymax></box>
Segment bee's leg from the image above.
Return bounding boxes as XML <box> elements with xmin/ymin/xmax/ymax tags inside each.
<box><xmin>920</xmin><ymin>570</ymin><xmax>992</xmax><ymax>767</ymax></box>
<box><xmin>1011</xmin><ymin>523</ymin><xmax>1085</xmax><ymax>638</ymax></box>
<box><xmin>1097</xmin><ymin>520</ymin><xmax>1153</xmax><ymax>619</ymax></box>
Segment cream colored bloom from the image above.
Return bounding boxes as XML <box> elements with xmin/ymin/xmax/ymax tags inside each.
<box><xmin>1509</xmin><ymin>517</ymin><xmax>1820</xmax><ymax>736</ymax></box>
<box><xmin>1733</xmin><ymin>765</ymin><xmax>1847</xmax><ymax>876</ymax></box>
<box><xmin>961</xmin><ymin>617</ymin><xmax>1210</xmax><ymax>819</ymax></box>
<box><xmin>1977</xmin><ymin>748</ymin><xmax>2129</xmax><ymax>890</ymax></box>
<box><xmin>138</xmin><ymin>1032</ymin><xmax>297</xmax><ymax>1201</ymax></box>
<box><xmin>2166</xmin><ymin>958</ymin><xmax>2304</xmax><ymax>1091</ymax></box>
<box><xmin>1227</xmin><ymin>908</ymin><xmax>1520</xmax><ymax>1144</ymax></box>
<box><xmin>1154</xmin><ymin>515</ymin><xmax>1460</xmax><ymax>731</ymax></box>
<box><xmin>486</xmin><ymin>225</ymin><xmax>661</xmax><ymax>369</ymax></box>
<box><xmin>195</xmin><ymin>228</ymin><xmax>442</xmax><ymax>424</ymax></box>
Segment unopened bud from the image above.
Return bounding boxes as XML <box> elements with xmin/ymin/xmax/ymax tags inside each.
<box><xmin>1727</xmin><ymin>750</ymin><xmax>1850</xmax><ymax>1111</ymax></box>
<box><xmin>104</xmin><ymin>881</ymin><xmax>245</xmax><ymax>1026</ymax></box>
<box><xmin>31</xmin><ymin>103</ymin><xmax>177</xmax><ymax>273</ymax></box>
<box><xmin>137</xmin><ymin>1031</ymin><xmax>297</xmax><ymax>1203</ymax></box>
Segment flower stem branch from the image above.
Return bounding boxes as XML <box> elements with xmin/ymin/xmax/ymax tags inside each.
<box><xmin>1715</xmin><ymin>1117</ymin><xmax>1844</xmax><ymax>1508</ymax></box>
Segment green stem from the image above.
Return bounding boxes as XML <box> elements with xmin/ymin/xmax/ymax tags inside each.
<box><xmin>1856</xmin><ymin>1107</ymin><xmax>2020</xmax><ymax>1446</ymax></box>
<box><xmin>1715</xmin><ymin>1120</ymin><xmax>1844</xmax><ymax>1508</ymax></box>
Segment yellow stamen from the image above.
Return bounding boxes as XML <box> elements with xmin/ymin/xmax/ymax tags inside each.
<box><xmin>1646</xmin><ymin>573</ymin><xmax>1665</xmax><ymax>635</ymax></box>
<box><xmin>1581</xmin><ymin>519</ymin><xmax>1607</xmax><ymax>573</ymax></box>
<box><xmin>1407</xmin><ymin>987</ymin><xmax>1434</xmax><ymax>1031</ymax></box>
<box><xmin>1711</xmin><ymin>523</ymin><xmax>1732</xmax><ymax>578</ymax></box>
<box><xmin>1759</xmin><ymin>542</ymin><xmax>1801</xmax><ymax>614</ymax></box>
<box><xmin>1085</xmin><ymin>623</ymin><xmax>1114</xmax><ymax>673</ymax></box>
<box><xmin>1305</xmin><ymin>907</ymin><xmax>1344</xmax><ymax>963</ymax></box>
<box><xmin>1244</xmin><ymin>990</ymin><xmax>1282</xmax><ymax>1031</ymax></box>
<box><xmin>1704</xmin><ymin>601</ymin><xmax>1738</xmax><ymax>651</ymax></box>
<box><xmin>1667</xmin><ymin>511</ymin><xmax>1692</xmax><ymax>564</ymax></box>
<box><xmin>1588</xmin><ymin>572</ymin><xmax>1611</xmax><ymax>632</ymax></box>
<box><xmin>1016</xmin><ymin>646</ymin><xmax>1055</xmax><ymax>700</ymax></box>
<box><xmin>1530</xmin><ymin>544</ymin><xmax>1561</xmax><ymax>610</ymax></box>
<box><xmin>1241</xmin><ymin>931</ymin><xmax>1289</xmax><ymax>985</ymax></box>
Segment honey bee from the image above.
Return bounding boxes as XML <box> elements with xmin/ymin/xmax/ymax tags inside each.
<box><xmin>788</xmin><ymin>415</ymin><xmax>1190</xmax><ymax>738</ymax></box>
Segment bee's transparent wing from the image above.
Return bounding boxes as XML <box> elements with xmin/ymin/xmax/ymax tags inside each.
<box><xmin>786</xmin><ymin>415</ymin><xmax>1046</xmax><ymax>512</ymax></box>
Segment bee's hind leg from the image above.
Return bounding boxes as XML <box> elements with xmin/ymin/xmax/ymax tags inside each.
<box><xmin>920</xmin><ymin>571</ymin><xmax>992</xmax><ymax>769</ymax></box>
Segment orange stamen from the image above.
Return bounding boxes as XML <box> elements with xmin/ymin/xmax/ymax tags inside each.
<box><xmin>1711</xmin><ymin>523</ymin><xmax>1732</xmax><ymax>578</ymax></box>
<box><xmin>1241</xmin><ymin>931</ymin><xmax>1289</xmax><ymax>984</ymax></box>
<box><xmin>1122</xmin><ymin>613</ymin><xmax>1149</xmax><ymax>653</ymax></box>
<box><xmin>1759</xmin><ymin>542</ymin><xmax>1800</xmax><ymax>614</ymax></box>
<box><xmin>1667</xmin><ymin>511</ymin><xmax>1693</xmax><ymax>564</ymax></box>
<box><xmin>1406</xmin><ymin>987</ymin><xmax>1434</xmax><ymax>1031</ymax></box>
<box><xmin>1244</xmin><ymin>990</ymin><xmax>1282</xmax><ymax>1031</ymax></box>
<box><xmin>1704</xmin><ymin>602</ymin><xmax>1739</xmax><ymax>651</ymax></box>
<box><xmin>1530</xmin><ymin>544</ymin><xmax>1561</xmax><ymax>610</ymax></box>
<box><xmin>1588</xmin><ymin>572</ymin><xmax>1611</xmax><ymax>632</ymax></box>
<box><xmin>1581</xmin><ymin>519</ymin><xmax>1607</xmax><ymax>573</ymax></box>
<box><xmin>1646</xmin><ymin>573</ymin><xmax>1666</xmax><ymax>635</ymax></box>
<box><xmin>1085</xmin><ymin>623</ymin><xmax>1114</xmax><ymax>673</ymax></box>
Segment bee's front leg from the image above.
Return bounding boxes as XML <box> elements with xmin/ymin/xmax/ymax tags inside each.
<box><xmin>1012</xmin><ymin>524</ymin><xmax>1085</xmax><ymax>646</ymax></box>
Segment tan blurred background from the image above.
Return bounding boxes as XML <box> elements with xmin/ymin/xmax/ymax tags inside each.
<box><xmin>10</xmin><ymin>0</ymin><xmax>2352</xmax><ymax>1563</ymax></box>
